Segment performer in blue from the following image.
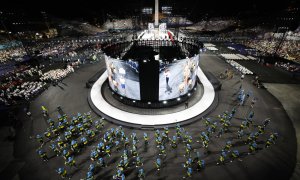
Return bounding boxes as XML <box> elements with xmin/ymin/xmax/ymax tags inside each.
<box><xmin>80</xmin><ymin>136</ymin><xmax>88</xmax><ymax>147</ymax></box>
<box><xmin>171</xmin><ymin>135</ymin><xmax>177</xmax><ymax>149</ymax></box>
<box><xmin>50</xmin><ymin>143</ymin><xmax>60</xmax><ymax>156</ymax></box>
<box><xmin>115</xmin><ymin>140</ymin><xmax>120</xmax><ymax>152</ymax></box>
<box><xmin>193</xmin><ymin>151</ymin><xmax>201</xmax><ymax>162</ymax></box>
<box><xmin>183</xmin><ymin>158</ymin><xmax>192</xmax><ymax>168</ymax></box>
<box><xmin>71</xmin><ymin>139</ymin><xmax>78</xmax><ymax>152</ymax></box>
<box><xmin>56</xmin><ymin>167</ymin><xmax>67</xmax><ymax>178</ymax></box>
<box><xmin>86</xmin><ymin>171</ymin><xmax>94</xmax><ymax>180</ymax></box>
<box><xmin>135</xmin><ymin>156</ymin><xmax>143</xmax><ymax>167</ymax></box>
<box><xmin>47</xmin><ymin>118</ymin><xmax>54</xmax><ymax>126</ymax></box>
<box><xmin>143</xmin><ymin>133</ymin><xmax>148</xmax><ymax>145</ymax></box>
<box><xmin>237</xmin><ymin>129</ymin><xmax>244</xmax><ymax>139</ymax></box>
<box><xmin>37</xmin><ymin>149</ymin><xmax>48</xmax><ymax>161</ymax></box>
<box><xmin>164</xmin><ymin>126</ymin><xmax>169</xmax><ymax>137</ymax></box>
<box><xmin>196</xmin><ymin>159</ymin><xmax>205</xmax><ymax>171</ymax></box>
<box><xmin>105</xmin><ymin>145</ymin><xmax>111</xmax><ymax>157</ymax></box>
<box><xmin>186</xmin><ymin>167</ymin><xmax>192</xmax><ymax>178</ymax></box>
<box><xmin>230</xmin><ymin>150</ymin><xmax>241</xmax><ymax>162</ymax></box>
<box><xmin>62</xmin><ymin>149</ymin><xmax>70</xmax><ymax>160</ymax></box>
<box><xmin>97</xmin><ymin>157</ymin><xmax>106</xmax><ymax>167</ymax></box>
<box><xmin>90</xmin><ymin>150</ymin><xmax>99</xmax><ymax>161</ymax></box>
<box><xmin>65</xmin><ymin>156</ymin><xmax>76</xmax><ymax>167</ymax></box>
<box><xmin>88</xmin><ymin>164</ymin><xmax>95</xmax><ymax>173</ymax></box>
<box><xmin>185</xmin><ymin>144</ymin><xmax>192</xmax><ymax>157</ymax></box>
<box><xmin>248</xmin><ymin>141</ymin><xmax>258</xmax><ymax>154</ymax></box>
<box><xmin>36</xmin><ymin>134</ymin><xmax>43</xmax><ymax>144</ymax></box>
<box><xmin>97</xmin><ymin>142</ymin><xmax>104</xmax><ymax>153</ymax></box>
<box><xmin>223</xmin><ymin>141</ymin><xmax>232</xmax><ymax>152</ymax></box>
<box><xmin>217</xmin><ymin>150</ymin><xmax>227</xmax><ymax>165</ymax></box>
<box><xmin>138</xmin><ymin>168</ymin><xmax>145</xmax><ymax>179</ymax></box>
<box><xmin>155</xmin><ymin>158</ymin><xmax>162</xmax><ymax>171</ymax></box>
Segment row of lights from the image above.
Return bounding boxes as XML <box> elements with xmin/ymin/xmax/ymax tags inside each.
<box><xmin>12</xmin><ymin>22</ymin><xmax>25</xmax><ymax>25</ymax></box>
<box><xmin>116</xmin><ymin>94</ymin><xmax>193</xmax><ymax>104</ymax></box>
<box><xmin>48</xmin><ymin>38</ymin><xmax>118</xmax><ymax>44</ymax></box>
<box><xmin>112</xmin><ymin>87</ymin><xmax>197</xmax><ymax>104</ymax></box>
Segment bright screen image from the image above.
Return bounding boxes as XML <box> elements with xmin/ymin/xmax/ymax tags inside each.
<box><xmin>159</xmin><ymin>55</ymin><xmax>199</xmax><ymax>101</ymax></box>
<box><xmin>105</xmin><ymin>57</ymin><xmax>140</xmax><ymax>100</ymax></box>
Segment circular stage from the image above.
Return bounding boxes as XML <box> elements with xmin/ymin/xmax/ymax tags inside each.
<box><xmin>88</xmin><ymin>66</ymin><xmax>217</xmax><ymax>127</ymax></box>
<box><xmin>88</xmin><ymin>27</ymin><xmax>216</xmax><ymax>127</ymax></box>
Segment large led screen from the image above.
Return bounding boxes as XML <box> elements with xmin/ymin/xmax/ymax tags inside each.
<box><xmin>105</xmin><ymin>56</ymin><xmax>140</xmax><ymax>100</ymax></box>
<box><xmin>159</xmin><ymin>55</ymin><xmax>199</xmax><ymax>101</ymax></box>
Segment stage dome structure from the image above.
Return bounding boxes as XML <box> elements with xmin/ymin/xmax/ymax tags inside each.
<box><xmin>88</xmin><ymin>0</ymin><xmax>216</xmax><ymax>127</ymax></box>
<box><xmin>101</xmin><ymin>23</ymin><xmax>204</xmax><ymax>107</ymax></box>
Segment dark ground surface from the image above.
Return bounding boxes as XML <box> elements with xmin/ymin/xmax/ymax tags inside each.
<box><xmin>236</xmin><ymin>60</ymin><xmax>300</xmax><ymax>84</ymax></box>
<box><xmin>0</xmin><ymin>53</ymin><xmax>297</xmax><ymax>180</ymax></box>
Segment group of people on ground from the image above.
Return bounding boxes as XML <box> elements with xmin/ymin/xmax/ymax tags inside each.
<box><xmin>34</xmin><ymin>94</ymin><xmax>278</xmax><ymax>180</ymax></box>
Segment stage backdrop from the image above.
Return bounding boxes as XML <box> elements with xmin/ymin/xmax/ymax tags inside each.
<box><xmin>159</xmin><ymin>55</ymin><xmax>199</xmax><ymax>101</ymax></box>
<box><xmin>105</xmin><ymin>56</ymin><xmax>141</xmax><ymax>100</ymax></box>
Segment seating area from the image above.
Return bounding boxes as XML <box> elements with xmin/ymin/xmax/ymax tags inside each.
<box><xmin>243</xmin><ymin>35</ymin><xmax>300</xmax><ymax>64</ymax></box>
<box><xmin>0</xmin><ymin>46</ymin><xmax>27</xmax><ymax>64</ymax></box>
<box><xmin>0</xmin><ymin>64</ymin><xmax>77</xmax><ymax>106</ymax></box>
<box><xmin>274</xmin><ymin>61</ymin><xmax>300</xmax><ymax>73</ymax></box>
<box><xmin>206</xmin><ymin>46</ymin><xmax>218</xmax><ymax>51</ymax></box>
<box><xmin>220</xmin><ymin>53</ymin><xmax>255</xmax><ymax>61</ymax></box>
<box><xmin>0</xmin><ymin>81</ymin><xmax>47</xmax><ymax>105</ymax></box>
<box><xmin>226</xmin><ymin>60</ymin><xmax>253</xmax><ymax>75</ymax></box>
<box><xmin>40</xmin><ymin>66</ymin><xmax>75</xmax><ymax>82</ymax></box>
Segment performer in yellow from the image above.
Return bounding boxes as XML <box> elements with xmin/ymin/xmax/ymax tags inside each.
<box><xmin>41</xmin><ymin>106</ymin><xmax>48</xmax><ymax>116</ymax></box>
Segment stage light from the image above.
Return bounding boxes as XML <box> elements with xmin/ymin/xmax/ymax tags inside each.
<box><xmin>143</xmin><ymin>60</ymin><xmax>147</xmax><ymax>63</ymax></box>
<box><xmin>120</xmin><ymin>97</ymin><xmax>123</xmax><ymax>99</ymax></box>
<box><xmin>177</xmin><ymin>98</ymin><xmax>181</xmax><ymax>101</ymax></box>
<box><xmin>148</xmin><ymin>102</ymin><xmax>151</xmax><ymax>104</ymax></box>
<box><xmin>188</xmin><ymin>93</ymin><xmax>191</xmax><ymax>96</ymax></box>
<box><xmin>133</xmin><ymin>100</ymin><xmax>136</xmax><ymax>103</ymax></box>
<box><xmin>163</xmin><ymin>101</ymin><xmax>167</xmax><ymax>104</ymax></box>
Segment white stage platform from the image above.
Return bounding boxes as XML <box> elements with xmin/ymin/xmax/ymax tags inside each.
<box><xmin>90</xmin><ymin>67</ymin><xmax>215</xmax><ymax>126</ymax></box>
<box><xmin>138</xmin><ymin>29</ymin><xmax>174</xmax><ymax>40</ymax></box>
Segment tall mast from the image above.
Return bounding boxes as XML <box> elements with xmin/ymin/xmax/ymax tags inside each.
<box><xmin>155</xmin><ymin>0</ymin><xmax>159</xmax><ymax>27</ymax></box>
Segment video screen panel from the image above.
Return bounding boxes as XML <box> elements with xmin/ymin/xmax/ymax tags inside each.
<box><xmin>105</xmin><ymin>57</ymin><xmax>140</xmax><ymax>100</ymax></box>
<box><xmin>159</xmin><ymin>55</ymin><xmax>199</xmax><ymax>101</ymax></box>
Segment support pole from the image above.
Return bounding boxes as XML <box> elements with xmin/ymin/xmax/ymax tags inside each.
<box><xmin>155</xmin><ymin>0</ymin><xmax>159</xmax><ymax>27</ymax></box>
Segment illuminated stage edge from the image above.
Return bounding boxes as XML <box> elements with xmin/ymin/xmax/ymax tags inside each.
<box><xmin>89</xmin><ymin>67</ymin><xmax>215</xmax><ymax>126</ymax></box>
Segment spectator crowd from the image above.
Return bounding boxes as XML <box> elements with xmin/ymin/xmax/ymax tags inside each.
<box><xmin>0</xmin><ymin>64</ymin><xmax>75</xmax><ymax>106</ymax></box>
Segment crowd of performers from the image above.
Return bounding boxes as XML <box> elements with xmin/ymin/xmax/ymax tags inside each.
<box><xmin>34</xmin><ymin>88</ymin><xmax>279</xmax><ymax>179</ymax></box>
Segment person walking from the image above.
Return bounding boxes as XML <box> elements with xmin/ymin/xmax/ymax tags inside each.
<box><xmin>240</xmin><ymin>73</ymin><xmax>245</xmax><ymax>82</ymax></box>
<box><xmin>185</xmin><ymin>101</ymin><xmax>189</xmax><ymax>109</ymax></box>
<box><xmin>164</xmin><ymin>68</ymin><xmax>170</xmax><ymax>86</ymax></box>
<box><xmin>41</xmin><ymin>105</ymin><xmax>48</xmax><ymax>116</ymax></box>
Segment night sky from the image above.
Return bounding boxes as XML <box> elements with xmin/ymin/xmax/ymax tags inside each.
<box><xmin>1</xmin><ymin>0</ymin><xmax>298</xmax><ymax>20</ymax></box>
